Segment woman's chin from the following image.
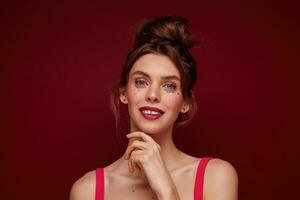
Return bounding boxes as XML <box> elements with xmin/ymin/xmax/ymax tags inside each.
<box><xmin>133</xmin><ymin>124</ymin><xmax>170</xmax><ymax>135</ymax></box>
<box><xmin>129</xmin><ymin>117</ymin><xmax>174</xmax><ymax>135</ymax></box>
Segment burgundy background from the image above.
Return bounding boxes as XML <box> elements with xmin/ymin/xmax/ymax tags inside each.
<box><xmin>1</xmin><ymin>0</ymin><xmax>299</xmax><ymax>199</ymax></box>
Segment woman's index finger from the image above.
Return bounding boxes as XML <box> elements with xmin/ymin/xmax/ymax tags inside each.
<box><xmin>126</xmin><ymin>131</ymin><xmax>153</xmax><ymax>143</ymax></box>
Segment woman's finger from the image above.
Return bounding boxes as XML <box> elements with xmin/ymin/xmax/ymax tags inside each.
<box><xmin>130</xmin><ymin>154</ymin><xmax>147</xmax><ymax>166</ymax></box>
<box><xmin>133</xmin><ymin>161</ymin><xmax>139</xmax><ymax>172</ymax></box>
<box><xmin>129</xmin><ymin>156</ymin><xmax>134</xmax><ymax>173</ymax></box>
<box><xmin>128</xmin><ymin>149</ymin><xmax>144</xmax><ymax>173</ymax></box>
<box><xmin>126</xmin><ymin>132</ymin><xmax>161</xmax><ymax>151</ymax></box>
<box><xmin>124</xmin><ymin>140</ymin><xmax>150</xmax><ymax>160</ymax></box>
<box><xmin>126</xmin><ymin>132</ymin><xmax>156</xmax><ymax>144</ymax></box>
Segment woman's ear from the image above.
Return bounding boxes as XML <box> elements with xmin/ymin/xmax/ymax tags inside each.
<box><xmin>180</xmin><ymin>101</ymin><xmax>190</xmax><ymax>113</ymax></box>
<box><xmin>119</xmin><ymin>88</ymin><xmax>128</xmax><ymax>104</ymax></box>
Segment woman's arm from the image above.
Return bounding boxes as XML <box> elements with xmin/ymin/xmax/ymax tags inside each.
<box><xmin>69</xmin><ymin>171</ymin><xmax>95</xmax><ymax>200</ymax></box>
<box><xmin>205</xmin><ymin>158</ymin><xmax>238</xmax><ymax>200</ymax></box>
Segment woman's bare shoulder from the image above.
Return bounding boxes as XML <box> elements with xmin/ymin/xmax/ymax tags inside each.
<box><xmin>69</xmin><ymin>170</ymin><xmax>96</xmax><ymax>200</ymax></box>
<box><xmin>204</xmin><ymin>158</ymin><xmax>239</xmax><ymax>199</ymax></box>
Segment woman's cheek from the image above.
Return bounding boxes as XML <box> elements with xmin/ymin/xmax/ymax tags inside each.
<box><xmin>127</xmin><ymin>87</ymin><xmax>143</xmax><ymax>102</ymax></box>
<box><xmin>164</xmin><ymin>93</ymin><xmax>183</xmax><ymax>109</ymax></box>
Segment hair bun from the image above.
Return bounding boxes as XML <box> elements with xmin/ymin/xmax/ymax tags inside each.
<box><xmin>133</xmin><ymin>16</ymin><xmax>195</xmax><ymax>49</ymax></box>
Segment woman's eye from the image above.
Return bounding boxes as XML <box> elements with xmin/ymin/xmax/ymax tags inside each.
<box><xmin>163</xmin><ymin>83</ymin><xmax>177</xmax><ymax>92</ymax></box>
<box><xmin>134</xmin><ymin>79</ymin><xmax>176</xmax><ymax>91</ymax></box>
<box><xmin>135</xmin><ymin>79</ymin><xmax>148</xmax><ymax>87</ymax></box>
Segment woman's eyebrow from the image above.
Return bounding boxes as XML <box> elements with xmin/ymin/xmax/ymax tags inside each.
<box><xmin>131</xmin><ymin>70</ymin><xmax>180</xmax><ymax>81</ymax></box>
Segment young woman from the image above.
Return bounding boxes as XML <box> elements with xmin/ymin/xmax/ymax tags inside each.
<box><xmin>70</xmin><ymin>16</ymin><xmax>238</xmax><ymax>200</ymax></box>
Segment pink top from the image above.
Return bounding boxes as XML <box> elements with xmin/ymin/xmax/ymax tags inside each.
<box><xmin>95</xmin><ymin>157</ymin><xmax>213</xmax><ymax>200</ymax></box>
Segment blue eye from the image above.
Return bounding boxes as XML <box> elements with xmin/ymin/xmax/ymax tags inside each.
<box><xmin>135</xmin><ymin>79</ymin><xmax>148</xmax><ymax>87</ymax></box>
<box><xmin>163</xmin><ymin>83</ymin><xmax>177</xmax><ymax>92</ymax></box>
<box><xmin>134</xmin><ymin>79</ymin><xmax>176</xmax><ymax>91</ymax></box>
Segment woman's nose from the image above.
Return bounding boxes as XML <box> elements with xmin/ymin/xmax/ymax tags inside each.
<box><xmin>146</xmin><ymin>86</ymin><xmax>160</xmax><ymax>103</ymax></box>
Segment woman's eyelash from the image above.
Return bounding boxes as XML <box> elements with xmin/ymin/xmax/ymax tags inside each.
<box><xmin>163</xmin><ymin>83</ymin><xmax>177</xmax><ymax>91</ymax></box>
<box><xmin>135</xmin><ymin>79</ymin><xmax>148</xmax><ymax>87</ymax></box>
<box><xmin>134</xmin><ymin>79</ymin><xmax>177</xmax><ymax>91</ymax></box>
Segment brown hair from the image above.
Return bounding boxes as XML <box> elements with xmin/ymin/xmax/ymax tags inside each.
<box><xmin>110</xmin><ymin>16</ymin><xmax>198</xmax><ymax>132</ymax></box>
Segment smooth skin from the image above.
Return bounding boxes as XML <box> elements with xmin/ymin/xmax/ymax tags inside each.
<box><xmin>70</xmin><ymin>53</ymin><xmax>238</xmax><ymax>200</ymax></box>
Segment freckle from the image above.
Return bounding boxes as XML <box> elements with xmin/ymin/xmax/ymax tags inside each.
<box><xmin>177</xmin><ymin>92</ymin><xmax>180</xmax><ymax>95</ymax></box>
<box><xmin>133</xmin><ymin>89</ymin><xmax>140</xmax><ymax>95</ymax></box>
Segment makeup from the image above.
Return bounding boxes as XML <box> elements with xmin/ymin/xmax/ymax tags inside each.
<box><xmin>140</xmin><ymin>110</ymin><xmax>163</xmax><ymax>120</ymax></box>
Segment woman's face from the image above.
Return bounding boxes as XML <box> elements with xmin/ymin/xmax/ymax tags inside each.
<box><xmin>120</xmin><ymin>53</ymin><xmax>189</xmax><ymax>134</ymax></box>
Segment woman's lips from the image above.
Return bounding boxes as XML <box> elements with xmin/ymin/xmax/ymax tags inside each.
<box><xmin>139</xmin><ymin>106</ymin><xmax>164</xmax><ymax>120</ymax></box>
<box><xmin>140</xmin><ymin>110</ymin><xmax>163</xmax><ymax>120</ymax></box>
<box><xmin>139</xmin><ymin>106</ymin><xmax>164</xmax><ymax>114</ymax></box>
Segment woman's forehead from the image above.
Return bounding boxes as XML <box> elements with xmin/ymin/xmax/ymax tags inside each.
<box><xmin>130</xmin><ymin>53</ymin><xmax>181</xmax><ymax>79</ymax></box>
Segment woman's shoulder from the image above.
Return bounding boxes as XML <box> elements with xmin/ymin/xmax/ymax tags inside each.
<box><xmin>205</xmin><ymin>158</ymin><xmax>238</xmax><ymax>179</ymax></box>
<box><xmin>69</xmin><ymin>170</ymin><xmax>97</xmax><ymax>200</ymax></box>
<box><xmin>206</xmin><ymin>157</ymin><xmax>237</xmax><ymax>172</ymax></box>
<box><xmin>204</xmin><ymin>158</ymin><xmax>239</xmax><ymax>199</ymax></box>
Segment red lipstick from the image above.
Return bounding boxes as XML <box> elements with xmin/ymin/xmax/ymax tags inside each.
<box><xmin>139</xmin><ymin>106</ymin><xmax>164</xmax><ymax>120</ymax></box>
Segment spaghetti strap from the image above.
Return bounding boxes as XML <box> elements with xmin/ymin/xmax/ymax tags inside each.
<box><xmin>95</xmin><ymin>168</ymin><xmax>104</xmax><ymax>200</ymax></box>
<box><xmin>194</xmin><ymin>157</ymin><xmax>213</xmax><ymax>200</ymax></box>
<box><xmin>95</xmin><ymin>157</ymin><xmax>213</xmax><ymax>200</ymax></box>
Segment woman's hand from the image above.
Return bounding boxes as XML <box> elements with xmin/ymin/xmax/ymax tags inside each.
<box><xmin>123</xmin><ymin>131</ymin><xmax>179</xmax><ymax>199</ymax></box>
